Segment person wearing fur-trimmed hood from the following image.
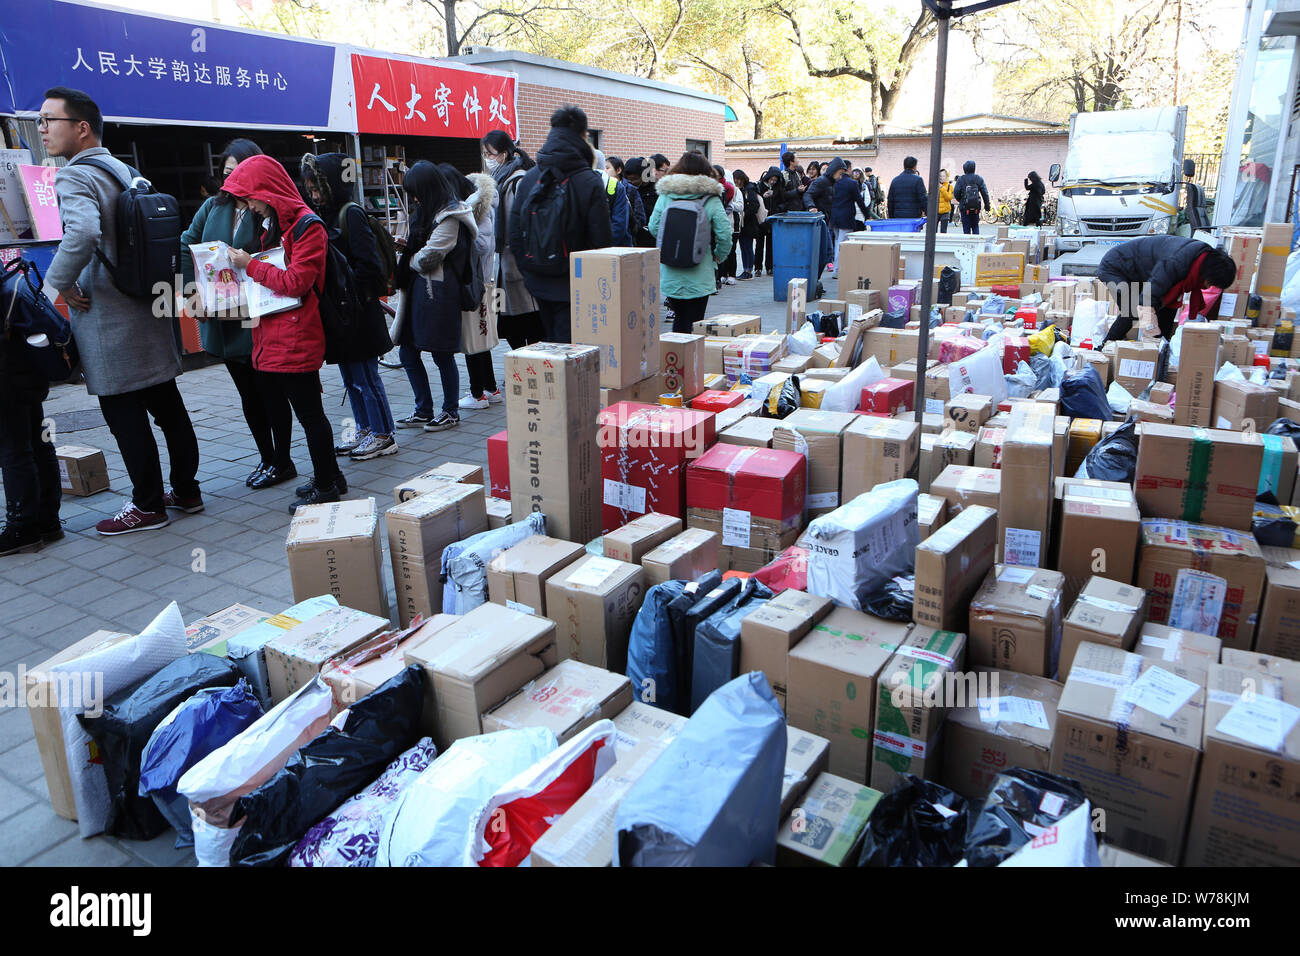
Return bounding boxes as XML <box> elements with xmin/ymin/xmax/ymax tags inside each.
<box><xmin>439</xmin><ymin>164</ymin><xmax>500</xmax><ymax>410</ymax></box>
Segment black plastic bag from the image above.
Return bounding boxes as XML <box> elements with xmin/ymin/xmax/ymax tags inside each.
<box><xmin>1060</xmin><ymin>366</ymin><xmax>1110</xmax><ymax>420</ymax></box>
<box><xmin>880</xmin><ymin>309</ymin><xmax>908</xmax><ymax>329</ymax></box>
<box><xmin>818</xmin><ymin>311</ymin><xmax>841</xmax><ymax>339</ymax></box>
<box><xmin>1266</xmin><ymin>417</ymin><xmax>1300</xmax><ymax>440</ymax></box>
<box><xmin>1252</xmin><ymin>499</ymin><xmax>1298</xmax><ymax>547</ymax></box>
<box><xmin>857</xmin><ymin>774</ymin><xmax>973</xmax><ymax>867</ymax></box>
<box><xmin>963</xmin><ymin>768</ymin><xmax>1093</xmax><ymax>867</ymax></box>
<box><xmin>229</xmin><ymin>665</ymin><xmax>427</xmax><ymax>867</ymax></box>
<box><xmin>1075</xmin><ymin>419</ymin><xmax>1139</xmax><ymax>482</ymax></box>
<box><xmin>862</xmin><ymin>574</ymin><xmax>915</xmax><ymax>622</ymax></box>
<box><xmin>79</xmin><ymin>654</ymin><xmax>239</xmax><ymax>840</ymax></box>
<box><xmin>762</xmin><ymin>375</ymin><xmax>802</xmax><ymax>419</ymax></box>
<box><xmin>937</xmin><ymin>266</ymin><xmax>959</xmax><ymax>305</ymax></box>
<box><xmin>666</xmin><ymin>572</ymin><xmax>733</xmax><ymax>717</ymax></box>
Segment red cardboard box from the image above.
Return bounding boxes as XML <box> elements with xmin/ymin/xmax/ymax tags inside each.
<box><xmin>1003</xmin><ymin>336</ymin><xmax>1030</xmax><ymax>374</ymax></box>
<box><xmin>691</xmin><ymin>389</ymin><xmax>745</xmax><ymax>414</ymax></box>
<box><xmin>686</xmin><ymin>443</ymin><xmax>806</xmax><ymax>526</ymax></box>
<box><xmin>860</xmin><ymin>377</ymin><xmax>914</xmax><ymax>415</ymax></box>
<box><xmin>598</xmin><ymin>402</ymin><xmax>717</xmax><ymax>533</ymax></box>
<box><xmin>487</xmin><ymin>429</ymin><xmax>510</xmax><ymax>500</ymax></box>
<box><xmin>937</xmin><ymin>337</ymin><xmax>984</xmax><ymax>366</ymax></box>
<box><xmin>992</xmin><ymin>284</ymin><xmax>1021</xmax><ymax>298</ymax></box>
<box><xmin>1014</xmin><ymin>306</ymin><xmax>1040</xmax><ymax>330</ymax></box>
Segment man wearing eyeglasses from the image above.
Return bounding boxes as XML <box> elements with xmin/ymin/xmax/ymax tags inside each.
<box><xmin>41</xmin><ymin>86</ymin><xmax>200</xmax><ymax>537</ymax></box>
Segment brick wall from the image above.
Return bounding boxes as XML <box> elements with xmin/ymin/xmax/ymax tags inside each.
<box><xmin>516</xmin><ymin>81</ymin><xmax>727</xmax><ymax>167</ymax></box>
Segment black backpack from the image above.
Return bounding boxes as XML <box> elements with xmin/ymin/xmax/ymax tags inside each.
<box><xmin>961</xmin><ymin>177</ymin><xmax>982</xmax><ymax>213</ymax></box>
<box><xmin>447</xmin><ymin>221</ymin><xmax>486</xmax><ymax>312</ymax></box>
<box><xmin>79</xmin><ymin>156</ymin><xmax>181</xmax><ymax>299</ymax></box>
<box><xmin>292</xmin><ymin>214</ymin><xmax>362</xmax><ymax>364</ymax></box>
<box><xmin>3</xmin><ymin>258</ymin><xmax>78</xmax><ymax>381</ymax></box>
<box><xmin>518</xmin><ymin>167</ymin><xmax>574</xmax><ymax>276</ymax></box>
<box><xmin>937</xmin><ymin>266</ymin><xmax>959</xmax><ymax>305</ymax></box>
<box><xmin>337</xmin><ymin>202</ymin><xmax>397</xmax><ymax>297</ymax></box>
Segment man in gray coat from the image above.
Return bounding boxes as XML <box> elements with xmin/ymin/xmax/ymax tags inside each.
<box><xmin>41</xmin><ymin>87</ymin><xmax>201</xmax><ymax>536</ymax></box>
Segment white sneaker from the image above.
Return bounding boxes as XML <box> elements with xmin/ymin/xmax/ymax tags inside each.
<box><xmin>458</xmin><ymin>393</ymin><xmax>489</xmax><ymax>410</ymax></box>
<box><xmin>349</xmin><ymin>433</ymin><xmax>399</xmax><ymax>461</ymax></box>
<box><xmin>724</xmin><ymin>276</ymin><xmax>737</xmax><ymax>285</ymax></box>
<box><xmin>484</xmin><ymin>389</ymin><xmax>503</xmax><ymax>405</ymax></box>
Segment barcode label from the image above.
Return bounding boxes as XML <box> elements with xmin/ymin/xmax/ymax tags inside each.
<box><xmin>603</xmin><ymin>478</ymin><xmax>646</xmax><ymax>514</ymax></box>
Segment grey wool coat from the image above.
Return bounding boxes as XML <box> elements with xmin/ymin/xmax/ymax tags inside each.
<box><xmin>46</xmin><ymin>146</ymin><xmax>183</xmax><ymax>397</ymax></box>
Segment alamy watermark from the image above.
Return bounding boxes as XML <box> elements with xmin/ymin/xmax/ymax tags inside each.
<box><xmin>0</xmin><ymin>667</ymin><xmax>104</xmax><ymax>717</ymax></box>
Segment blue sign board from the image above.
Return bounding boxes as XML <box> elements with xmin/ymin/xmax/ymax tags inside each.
<box><xmin>0</xmin><ymin>0</ymin><xmax>336</xmax><ymax>128</ymax></box>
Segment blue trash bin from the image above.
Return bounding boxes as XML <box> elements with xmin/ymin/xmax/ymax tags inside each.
<box><xmin>770</xmin><ymin>211</ymin><xmax>826</xmax><ymax>302</ymax></box>
<box><xmin>865</xmin><ymin>218</ymin><xmax>927</xmax><ymax>233</ymax></box>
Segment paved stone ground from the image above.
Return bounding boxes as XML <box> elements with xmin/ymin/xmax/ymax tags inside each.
<box><xmin>0</xmin><ymin>269</ymin><xmax>820</xmax><ymax>865</ymax></box>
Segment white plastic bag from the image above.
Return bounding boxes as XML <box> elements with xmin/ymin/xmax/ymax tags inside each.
<box><xmin>787</xmin><ymin>320</ymin><xmax>819</xmax><ymax>356</ymax></box>
<box><xmin>441</xmin><ymin>513</ymin><xmax>547</xmax><ymax>614</ymax></box>
<box><xmin>949</xmin><ymin>338</ymin><xmax>1009</xmax><ymax>402</ymax></box>
<box><xmin>820</xmin><ymin>355</ymin><xmax>885</xmax><ymax>412</ymax></box>
<box><xmin>1070</xmin><ymin>298</ymin><xmax>1111</xmax><ymax>346</ymax></box>
<box><xmin>1107</xmin><ymin>380</ymin><xmax>1133</xmax><ymax>414</ymax></box>
<box><xmin>53</xmin><ymin>601</ymin><xmax>187</xmax><ymax>838</ymax></box>
<box><xmin>1215</xmin><ymin>362</ymin><xmax>1246</xmax><ymax>383</ymax></box>
<box><xmin>1281</xmin><ymin>248</ymin><xmax>1300</xmax><ymax>315</ymax></box>
<box><xmin>998</xmin><ymin>802</ymin><xmax>1101</xmax><ymax>867</ymax></box>
<box><xmin>805</xmin><ymin>480</ymin><xmax>919</xmax><ymax>611</ymax></box>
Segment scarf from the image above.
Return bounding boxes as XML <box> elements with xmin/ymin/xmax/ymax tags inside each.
<box><xmin>1163</xmin><ymin>250</ymin><xmax>1209</xmax><ymax>320</ymax></box>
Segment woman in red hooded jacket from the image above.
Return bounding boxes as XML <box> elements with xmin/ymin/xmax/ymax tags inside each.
<box><xmin>222</xmin><ymin>154</ymin><xmax>346</xmax><ymax>510</ymax></box>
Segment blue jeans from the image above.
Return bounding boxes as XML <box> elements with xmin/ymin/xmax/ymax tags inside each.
<box><xmin>739</xmin><ymin>236</ymin><xmax>755</xmax><ymax>274</ymax></box>
<box><xmin>399</xmin><ymin>345</ymin><xmax>459</xmax><ymax>418</ymax></box>
<box><xmin>339</xmin><ymin>359</ymin><xmax>396</xmax><ymax>436</ymax></box>
<box><xmin>961</xmin><ymin>209</ymin><xmax>981</xmax><ymax>234</ymax></box>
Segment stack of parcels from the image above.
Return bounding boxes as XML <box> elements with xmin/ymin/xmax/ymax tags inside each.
<box><xmin>569</xmin><ymin>248</ymin><xmax>659</xmax><ymax>391</ymax></box>
<box><xmin>724</xmin><ymin>334</ymin><xmax>786</xmax><ymax>383</ymax></box>
<box><xmin>770</xmin><ymin>409</ymin><xmax>857</xmax><ymax>518</ymax></box>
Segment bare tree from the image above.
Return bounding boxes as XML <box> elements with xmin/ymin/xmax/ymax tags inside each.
<box><xmin>684</xmin><ymin>42</ymin><xmax>789</xmax><ymax>138</ymax></box>
<box><xmin>420</xmin><ymin>0</ymin><xmax>582</xmax><ymax>57</ymax></box>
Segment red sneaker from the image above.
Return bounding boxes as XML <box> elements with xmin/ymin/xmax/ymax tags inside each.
<box><xmin>96</xmin><ymin>502</ymin><xmax>171</xmax><ymax>536</ymax></box>
<box><xmin>162</xmin><ymin>490</ymin><xmax>205</xmax><ymax>514</ymax></box>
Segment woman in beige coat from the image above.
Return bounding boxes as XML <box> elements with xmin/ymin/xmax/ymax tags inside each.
<box><xmin>440</xmin><ymin>164</ymin><xmax>500</xmax><ymax>410</ymax></box>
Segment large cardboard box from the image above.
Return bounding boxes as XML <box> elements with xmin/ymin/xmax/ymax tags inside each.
<box><xmin>1223</xmin><ymin>230</ymin><xmax>1261</xmax><ymax>295</ymax></box>
<box><xmin>55</xmin><ymin>445</ymin><xmax>109</xmax><ymax>496</ymax></box>
<box><xmin>969</xmin><ymin>565</ymin><xmax>1066</xmax><ymax>678</ymax></box>
<box><xmin>976</xmin><ymin>252</ymin><xmax>1024</xmax><ymax>286</ymax></box>
<box><xmin>486</xmin><ymin>535</ymin><xmax>586</xmax><ymax>618</ymax></box>
<box><xmin>1175</xmin><ymin>324</ymin><xmax>1220</xmax><ymax>426</ymax></box>
<box><xmin>838</xmin><ymin>240</ymin><xmax>899</xmax><ymax>294</ymax></box>
<box><xmin>772</xmin><ymin>409</ymin><xmax>857</xmax><ymax>516</ymax></box>
<box><xmin>185</xmin><ymin>603</ymin><xmax>265</xmax><ymax>656</ymax></box>
<box><xmin>787</xmin><ymin>609</ymin><xmax>903</xmax><ymax>783</ymax></box>
<box><xmin>659</xmin><ymin>331</ymin><xmax>704</xmax><ymax>399</ymax></box>
<box><xmin>1255</xmin><ymin>222</ymin><xmax>1292</xmax><ymax>296</ymax></box>
<box><xmin>286</xmin><ymin>498</ymin><xmax>389</xmax><ymax>618</ymax></box>
<box><xmin>1136</xmin><ymin>519</ymin><xmax>1265</xmax><ymax>649</ymax></box>
<box><xmin>776</xmin><ymin>772</ymin><xmax>883</xmax><ymax>866</ymax></box>
<box><xmin>597</xmin><ymin>402</ymin><xmax>716</xmax><ymax>532</ymax></box>
<box><xmin>386</xmin><ymin>483</ymin><xmax>488</xmax><ymax>628</ymax></box>
<box><xmin>871</xmin><ymin>627</ymin><xmax>967</xmax><ymax>794</ymax></box>
<box><xmin>602</xmin><ymin>512</ymin><xmax>682</xmax><ymax>564</ymax></box>
<box><xmin>929</xmin><ymin>464</ymin><xmax>1001</xmax><ymax>515</ymax></box>
<box><xmin>685</xmin><ymin>444</ymin><xmax>806</xmax><ymax>549</ymax></box>
<box><xmin>693</xmin><ymin>313</ymin><xmax>761</xmax><ymax>337</ymax></box>
<box><xmin>529</xmin><ymin>702</ymin><xmax>686</xmax><ymax>866</ymax></box>
<box><xmin>1183</xmin><ymin>664</ymin><xmax>1300</xmax><ymax>866</ymax></box>
<box><xmin>1114</xmin><ymin>342</ymin><xmax>1161</xmax><ymax>396</ymax></box>
<box><xmin>1052</xmin><ymin>477</ymin><xmax>1141</xmax><ymax>602</ymax></box>
<box><xmin>942</xmin><ymin>670</ymin><xmax>1062</xmax><ymax>800</ymax></box>
<box><xmin>1049</xmin><ymin>642</ymin><xmax>1205</xmax><ymax>864</ymax></box>
<box><xmin>1058</xmin><ymin>576</ymin><xmax>1146</xmax><ymax>680</ymax></box>
<box><xmin>918</xmin><ymin>430</ymin><xmax>976</xmax><ymax>493</ymax></box>
<box><xmin>1134</xmin><ymin>425</ymin><xmax>1263</xmax><ymax>532</ymax></box>
<box><xmin>482</xmin><ymin>658</ymin><xmax>634</xmax><ymax>742</ymax></box>
<box><xmin>841</xmin><ymin>416</ymin><xmax>920</xmax><ymax>499</ymax></box>
<box><xmin>569</xmin><ymin>247</ymin><xmax>659</xmax><ymax>388</ymax></box>
<box><xmin>265</xmin><ymin>605</ymin><xmax>389</xmax><ymax>704</ymax></box>
<box><xmin>864</xmin><ymin>327</ymin><xmax>921</xmax><ymax>367</ymax></box>
<box><xmin>543</xmin><ymin>554</ymin><xmax>645</xmax><ymax>672</ymax></box>
<box><xmin>505</xmin><ymin>344</ymin><xmax>602</xmax><ymax>543</ymax></box>
<box><xmin>393</xmin><ymin>463</ymin><xmax>485</xmax><ymax>503</ymax></box>
<box><xmin>1134</xmin><ymin>623</ymin><xmax>1221</xmax><ymax>677</ymax></box>
<box><xmin>641</xmin><ymin>528</ymin><xmax>719</xmax><ymax>585</ymax></box>
<box><xmin>739</xmin><ymin>589</ymin><xmax>833</xmax><ymax>703</ymax></box>
<box><xmin>403</xmin><ymin>602</ymin><xmax>558</xmax><ymax>750</ymax></box>
<box><xmin>998</xmin><ymin>402</ymin><xmax>1055</xmax><ymax>567</ymax></box>
<box><xmin>913</xmin><ymin>504</ymin><xmax>998</xmax><ymax>631</ymax></box>
<box><xmin>1212</xmin><ymin>380</ymin><xmax>1278</xmax><ymax>431</ymax></box>
<box><xmin>1220</xmin><ymin>647</ymin><xmax>1300</xmax><ymax>679</ymax></box>
<box><xmin>1256</xmin><ymin>545</ymin><xmax>1300</xmax><ymax>661</ymax></box>
<box><xmin>780</xmin><ymin>729</ymin><xmax>832</xmax><ymax>819</ymax></box>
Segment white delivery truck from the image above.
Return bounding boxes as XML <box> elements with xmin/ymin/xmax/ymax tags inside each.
<box><xmin>1050</xmin><ymin>106</ymin><xmax>1199</xmax><ymax>253</ymax></box>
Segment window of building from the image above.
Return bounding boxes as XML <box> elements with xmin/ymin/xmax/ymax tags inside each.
<box><xmin>586</xmin><ymin>129</ymin><xmax>602</xmax><ymax>150</ymax></box>
<box><xmin>686</xmin><ymin>139</ymin><xmax>710</xmax><ymax>158</ymax></box>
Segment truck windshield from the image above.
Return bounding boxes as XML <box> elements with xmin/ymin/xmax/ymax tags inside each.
<box><xmin>1062</xmin><ymin>131</ymin><xmax>1176</xmax><ymax>185</ymax></box>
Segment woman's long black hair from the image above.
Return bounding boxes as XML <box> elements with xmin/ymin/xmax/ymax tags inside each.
<box><xmin>404</xmin><ymin>160</ymin><xmax>456</xmax><ymax>248</ymax></box>
<box><xmin>213</xmin><ymin>137</ymin><xmax>262</xmax><ymax>205</ymax></box>
<box><xmin>481</xmin><ymin>129</ymin><xmax>534</xmax><ymax>170</ymax></box>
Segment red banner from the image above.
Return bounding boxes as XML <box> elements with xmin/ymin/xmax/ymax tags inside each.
<box><xmin>352</xmin><ymin>53</ymin><xmax>516</xmax><ymax>139</ymax></box>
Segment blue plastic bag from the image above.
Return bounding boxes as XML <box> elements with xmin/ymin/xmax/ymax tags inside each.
<box><xmin>614</xmin><ymin>672</ymin><xmax>786</xmax><ymax>866</ymax></box>
<box><xmin>690</xmin><ymin>580</ymin><xmax>773</xmax><ymax>714</ymax></box>
<box><xmin>1059</xmin><ymin>365</ymin><xmax>1110</xmax><ymax>421</ymax></box>
<box><xmin>625</xmin><ymin>580</ymin><xmax>689</xmax><ymax>714</ymax></box>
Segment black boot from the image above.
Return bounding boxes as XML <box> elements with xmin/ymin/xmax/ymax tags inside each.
<box><xmin>288</xmin><ymin>475</ymin><xmax>345</xmax><ymax>513</ymax></box>
<box><xmin>0</xmin><ymin>501</ymin><xmax>41</xmax><ymax>556</ymax></box>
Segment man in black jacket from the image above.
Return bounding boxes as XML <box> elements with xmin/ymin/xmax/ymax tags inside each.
<box><xmin>887</xmin><ymin>156</ymin><xmax>927</xmax><ymax>219</ymax></box>
<box><xmin>781</xmin><ymin>151</ymin><xmax>806</xmax><ymax>210</ymax></box>
<box><xmin>1096</xmin><ymin>236</ymin><xmax>1238</xmax><ymax>344</ymax></box>
<box><xmin>508</xmin><ymin>105</ymin><xmax>614</xmax><ymax>342</ymax></box>
<box><xmin>953</xmin><ymin>160</ymin><xmax>990</xmax><ymax>235</ymax></box>
<box><xmin>804</xmin><ymin>157</ymin><xmax>846</xmax><ymax>217</ymax></box>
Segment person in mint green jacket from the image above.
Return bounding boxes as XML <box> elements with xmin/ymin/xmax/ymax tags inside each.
<box><xmin>180</xmin><ymin>138</ymin><xmax>294</xmax><ymax>489</ymax></box>
<box><xmin>648</xmin><ymin>151</ymin><xmax>734</xmax><ymax>334</ymax></box>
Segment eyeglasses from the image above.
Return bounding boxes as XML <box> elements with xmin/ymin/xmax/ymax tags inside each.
<box><xmin>36</xmin><ymin>116</ymin><xmax>78</xmax><ymax>130</ymax></box>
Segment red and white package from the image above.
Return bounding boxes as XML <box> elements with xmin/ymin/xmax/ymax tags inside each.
<box><xmin>470</xmin><ymin>720</ymin><xmax>617</xmax><ymax>867</ymax></box>
<box><xmin>751</xmin><ymin>545</ymin><xmax>809</xmax><ymax>593</ymax></box>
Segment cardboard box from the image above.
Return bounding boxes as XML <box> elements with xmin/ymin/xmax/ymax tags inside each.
<box><xmin>973</xmin><ymin>426</ymin><xmax>1006</xmax><ymax>470</ymax></box>
<box><xmin>529</xmin><ymin>702</ymin><xmax>686</xmax><ymax>867</ymax></box>
<box><xmin>658</xmin><ymin>331</ymin><xmax>704</xmax><ymax>400</ymax></box>
<box><xmin>641</xmin><ymin>528</ymin><xmax>719</xmax><ymax>585</ymax></box>
<box><xmin>543</xmin><ymin>554</ymin><xmax>645</xmax><ymax>672</ymax></box>
<box><xmin>713</xmin><ymin>397</ymin><xmax>761</xmax><ymax>432</ymax></box>
<box><xmin>695</xmin><ymin>314</ymin><xmax>762</xmax><ymax>337</ymax></box>
<box><xmin>944</xmin><ymin>393</ymin><xmax>992</xmax><ymax>434</ymax></box>
<box><xmin>723</xmin><ymin>334</ymin><xmax>785</xmax><ymax>382</ymax></box>
<box><xmin>486</xmin><ymin>535</ymin><xmax>586</xmax><ymax>618</ymax></box>
<box><xmin>1134</xmin><ymin>425</ymin><xmax>1263</xmax><ymax>531</ymax></box>
<box><xmin>1183</xmin><ymin>664</ymin><xmax>1300</xmax><ymax>866</ymax></box>
<box><xmin>739</xmin><ymin>589</ymin><xmax>833</xmax><ymax>701</ymax></box>
<box><xmin>929</xmin><ymin>464</ymin><xmax>1001</xmax><ymax>515</ymax></box>
<box><xmin>393</xmin><ymin>462</ymin><xmax>485</xmax><ymax>503</ymax></box>
<box><xmin>771</xmin><ymin>408</ymin><xmax>857</xmax><ymax>516</ymax></box>
<box><xmin>482</xmin><ymin>658</ymin><xmax>634</xmax><ymax>742</ymax></box>
<box><xmin>569</xmin><ymin>247</ymin><xmax>659</xmax><ymax>388</ymax></box>
<box><xmin>773</xmin><ymin>354</ymin><xmax>813</xmax><ymax>376</ymax></box>
<box><xmin>184</xmin><ymin>603</ymin><xmax>265</xmax><ymax>656</ymax></box>
<box><xmin>787</xmin><ymin>609</ymin><xmax>904</xmax><ymax>783</ymax></box>
<box><xmin>1134</xmin><ymin>623</ymin><xmax>1221</xmax><ymax>677</ymax></box>
<box><xmin>864</xmin><ymin>327</ymin><xmax>920</xmax><ymax>367</ymax></box>
<box><xmin>265</xmin><ymin>605</ymin><xmax>390</xmax><ymax>704</ymax></box>
<box><xmin>969</xmin><ymin>565</ymin><xmax>1066</xmax><ymax>677</ymax></box>
<box><xmin>917</xmin><ymin>493</ymin><xmax>947</xmax><ymax>539</ymax></box>
<box><xmin>1223</xmin><ymin>230</ymin><xmax>1261</xmax><ymax>295</ymax></box>
<box><xmin>702</xmin><ymin>336</ymin><xmax>732</xmax><ymax>375</ymax></box>
<box><xmin>27</xmin><ymin>629</ymin><xmax>131</xmax><ymax>820</ymax></box>
<box><xmin>942</xmin><ymin>670</ymin><xmax>1062</xmax><ymax>800</ymax></box>
<box><xmin>1050</xmin><ymin>642</ymin><xmax>1205</xmax><ymax>864</ymax></box>
<box><xmin>505</xmin><ymin>344</ymin><xmax>602</xmax><ymax>543</ymax></box>
<box><xmin>718</xmin><ymin>416</ymin><xmax>781</xmax><ymax>448</ymax></box>
<box><xmin>975</xmin><ymin>252</ymin><xmax>1024</xmax><ymax>286</ymax></box>
<box><xmin>913</xmin><ymin>504</ymin><xmax>998</xmax><ymax>631</ymax></box>
<box><xmin>1058</xmin><ymin>576</ymin><xmax>1146</xmax><ymax>679</ymax></box>
<box><xmin>1212</xmin><ymin>380</ymin><xmax>1278</xmax><ymax>431</ymax></box>
<box><xmin>1066</xmin><ymin>419</ymin><xmax>1103</xmax><ymax>476</ymax></box>
<box><xmin>318</xmin><ymin>616</ymin><xmax>453</xmax><ymax>711</ymax></box>
<box><xmin>780</xmin><ymin>729</ymin><xmax>833</xmax><ymax>820</ymax></box>
<box><xmin>487</xmin><ymin>431</ymin><xmax>509</xmax><ymax>499</ymax></box>
<box><xmin>1115</xmin><ymin>342</ymin><xmax>1161</xmax><ymax>396</ymax></box>
<box><xmin>776</xmin><ymin>772</ymin><xmax>882</xmax><ymax>866</ymax></box>
<box><xmin>486</xmin><ymin>496</ymin><xmax>512</xmax><ymax>529</ymax></box>
<box><xmin>1052</xmin><ymin>478</ymin><xmax>1142</xmax><ymax>604</ymax></box>
<box><xmin>1129</xmin><ymin>400</ymin><xmax>1174</xmax><ymax>424</ymax></box>
<box><xmin>602</xmin><ymin>512</ymin><xmax>682</xmax><ymax>564</ymax></box>
<box><xmin>1255</xmin><ymin>545</ymin><xmax>1300</xmax><ymax>661</ymax></box>
<box><xmin>1222</xmin><ymin>333</ymin><xmax>1253</xmax><ymax>368</ymax></box>
<box><xmin>386</xmin><ymin>483</ymin><xmax>488</xmax><ymax>628</ymax></box>
<box><xmin>799</xmin><ymin>378</ymin><xmax>832</xmax><ymax>408</ymax></box>
<box><xmin>286</xmin><ymin>497</ymin><xmax>389</xmax><ymax>618</ymax></box>
<box><xmin>1254</xmin><ymin>222</ymin><xmax>1291</xmax><ymax>296</ymax></box>
<box><xmin>841</xmin><ymin>416</ymin><xmax>920</xmax><ymax>499</ymax></box>
<box><xmin>871</xmin><ymin>627</ymin><xmax>966</xmax><ymax>794</ymax></box>
<box><xmin>1220</xmin><ymin>647</ymin><xmax>1300</xmax><ymax>680</ymax></box>
<box><xmin>599</xmin><ymin>375</ymin><xmax>662</xmax><ymax>408</ymax></box>
<box><xmin>685</xmin><ymin>444</ymin><xmax>806</xmax><ymax>545</ymax></box>
<box><xmin>918</xmin><ymin>430</ymin><xmax>976</xmax><ymax>493</ymax></box>
<box><xmin>55</xmin><ymin>445</ymin><xmax>109</xmax><ymax>496</ymax></box>
<box><xmin>403</xmin><ymin>602</ymin><xmax>558</xmax><ymax>750</ymax></box>
<box><xmin>1136</xmin><ymin>519</ymin><xmax>1265</xmax><ymax>650</ymax></box>
<box><xmin>859</xmin><ymin>377</ymin><xmax>913</xmax><ymax>415</ymax></box>
<box><xmin>838</xmin><ymin>241</ymin><xmax>899</xmax><ymax>294</ymax></box>
<box><xmin>597</xmin><ymin>402</ymin><xmax>716</xmax><ymax>532</ymax></box>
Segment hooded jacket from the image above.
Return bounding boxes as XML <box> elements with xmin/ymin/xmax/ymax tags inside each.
<box><xmin>887</xmin><ymin>167</ymin><xmax>928</xmax><ymax>219</ymax></box>
<box><xmin>1023</xmin><ymin>173</ymin><xmax>1046</xmax><ymax>226</ymax></box>
<box><xmin>400</xmin><ymin>200</ymin><xmax>478</xmax><ymax>354</ymax></box>
<box><xmin>507</xmin><ymin>125</ymin><xmax>613</xmax><ymax>302</ymax></box>
<box><xmin>1097</xmin><ymin>236</ymin><xmax>1221</xmax><ymax>318</ymax></box>
<box><xmin>221</xmin><ymin>154</ymin><xmax>327</xmax><ymax>374</ymax></box>
<box><xmin>831</xmin><ymin>172</ymin><xmax>869</xmax><ymax>230</ymax></box>
<box><xmin>462</xmin><ymin>172</ymin><xmax>499</xmax><ymax>354</ymax></box>
<box><xmin>805</xmin><ymin>157</ymin><xmax>846</xmax><ymax>218</ymax></box>
<box><xmin>954</xmin><ymin>162</ymin><xmax>990</xmax><ymax>215</ymax></box>
<box><xmin>648</xmin><ymin>173</ymin><xmax>733</xmax><ymax>300</ymax></box>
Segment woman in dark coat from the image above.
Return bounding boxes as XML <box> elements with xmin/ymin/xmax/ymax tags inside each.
<box><xmin>1023</xmin><ymin>171</ymin><xmax>1046</xmax><ymax>226</ymax></box>
<box><xmin>1096</xmin><ymin>236</ymin><xmax>1238</xmax><ymax>343</ymax></box>
<box><xmin>0</xmin><ymin>303</ymin><xmax>61</xmax><ymax>554</ymax></box>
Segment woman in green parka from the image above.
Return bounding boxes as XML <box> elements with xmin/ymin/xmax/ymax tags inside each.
<box><xmin>181</xmin><ymin>138</ymin><xmax>295</xmax><ymax>489</ymax></box>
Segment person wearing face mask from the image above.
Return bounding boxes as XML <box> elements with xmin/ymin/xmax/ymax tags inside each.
<box><xmin>180</xmin><ymin>138</ymin><xmax>296</xmax><ymax>489</ymax></box>
<box><xmin>481</xmin><ymin>129</ymin><xmax>543</xmax><ymax>350</ymax></box>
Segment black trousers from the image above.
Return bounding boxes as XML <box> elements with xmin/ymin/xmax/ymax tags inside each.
<box><xmin>97</xmin><ymin>378</ymin><xmax>200</xmax><ymax>514</ymax></box>
<box><xmin>225</xmin><ymin>359</ymin><xmax>293</xmax><ymax>470</ymax></box>
<box><xmin>754</xmin><ymin>225</ymin><xmax>774</xmax><ymax>272</ymax></box>
<box><xmin>536</xmin><ymin>298</ymin><xmax>571</xmax><ymax>343</ymax></box>
<box><xmin>0</xmin><ymin>395</ymin><xmax>60</xmax><ymax>528</ymax></box>
<box><xmin>465</xmin><ymin>351</ymin><xmax>497</xmax><ymax>397</ymax></box>
<box><xmin>667</xmin><ymin>295</ymin><xmax>709</xmax><ymax>335</ymax></box>
<box><xmin>260</xmin><ymin>370</ymin><xmax>342</xmax><ymax>487</ymax></box>
<box><xmin>499</xmin><ymin>311</ymin><xmax>543</xmax><ymax>351</ymax></box>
